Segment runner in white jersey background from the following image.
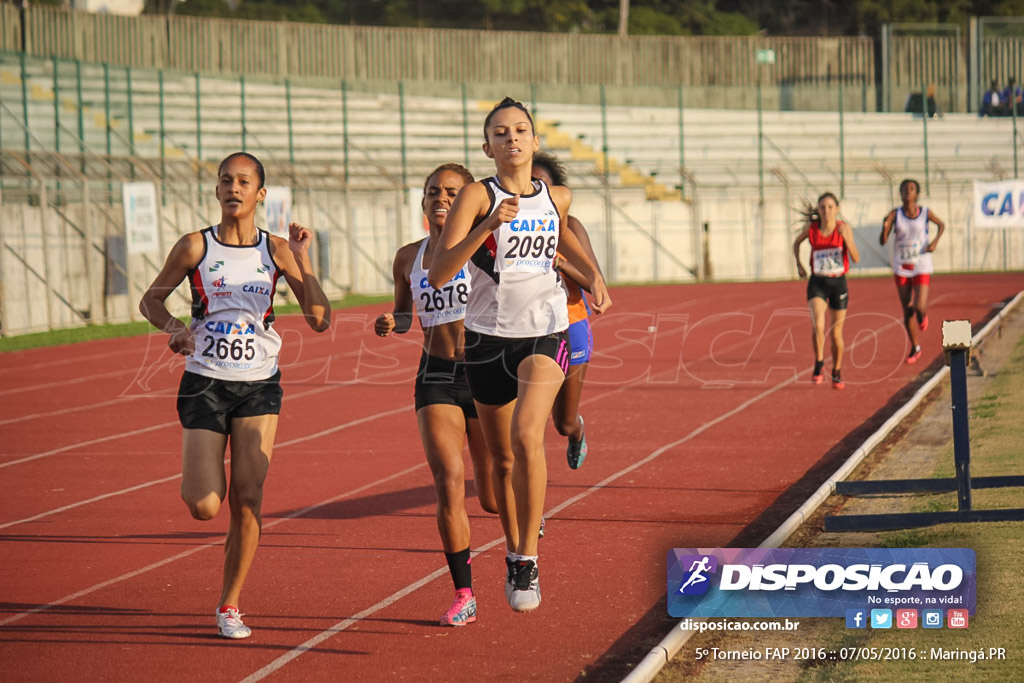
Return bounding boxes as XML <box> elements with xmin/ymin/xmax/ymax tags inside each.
<box><xmin>373</xmin><ymin>163</ymin><xmax>498</xmax><ymax>627</ymax></box>
<box><xmin>880</xmin><ymin>178</ymin><xmax>946</xmax><ymax>363</ymax></box>
<box><xmin>427</xmin><ymin>97</ymin><xmax>611</xmax><ymax>612</ymax></box>
<box><xmin>139</xmin><ymin>152</ymin><xmax>331</xmax><ymax>639</ymax></box>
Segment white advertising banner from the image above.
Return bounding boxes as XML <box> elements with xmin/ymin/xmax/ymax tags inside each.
<box><xmin>122</xmin><ymin>181</ymin><xmax>159</xmax><ymax>254</ymax></box>
<box><xmin>264</xmin><ymin>186</ymin><xmax>292</xmax><ymax>237</ymax></box>
<box><xmin>973</xmin><ymin>179</ymin><xmax>1024</xmax><ymax>229</ymax></box>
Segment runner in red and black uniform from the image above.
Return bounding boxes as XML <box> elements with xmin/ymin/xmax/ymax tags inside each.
<box><xmin>793</xmin><ymin>192</ymin><xmax>861</xmax><ymax>389</ymax></box>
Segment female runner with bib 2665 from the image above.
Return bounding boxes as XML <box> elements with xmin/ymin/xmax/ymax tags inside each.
<box><xmin>139</xmin><ymin>153</ymin><xmax>331</xmax><ymax>639</ymax></box>
<box><xmin>374</xmin><ymin>163</ymin><xmax>498</xmax><ymax>627</ymax></box>
<box><xmin>428</xmin><ymin>98</ymin><xmax>611</xmax><ymax>613</ymax></box>
<box><xmin>793</xmin><ymin>192</ymin><xmax>860</xmax><ymax>389</ymax></box>
<box><xmin>879</xmin><ymin>178</ymin><xmax>945</xmax><ymax>364</ymax></box>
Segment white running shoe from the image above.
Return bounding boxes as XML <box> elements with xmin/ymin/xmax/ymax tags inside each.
<box><xmin>507</xmin><ymin>560</ymin><xmax>541</xmax><ymax>612</ymax></box>
<box><xmin>216</xmin><ymin>608</ymin><xmax>252</xmax><ymax>639</ymax></box>
<box><xmin>504</xmin><ymin>556</ymin><xmax>516</xmax><ymax>603</ymax></box>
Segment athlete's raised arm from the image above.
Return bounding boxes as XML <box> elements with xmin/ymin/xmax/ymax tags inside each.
<box><xmin>375</xmin><ymin>242</ymin><xmax>418</xmax><ymax>336</ymax></box>
<box><xmin>547</xmin><ymin>185</ymin><xmax>611</xmax><ymax>314</ymax></box>
<box><xmin>427</xmin><ymin>182</ymin><xmax>513</xmax><ymax>288</ymax></box>
<box><xmin>793</xmin><ymin>227</ymin><xmax>810</xmax><ymax>279</ymax></box>
<box><xmin>880</xmin><ymin>209</ymin><xmax>897</xmax><ymax>245</ymax></box>
<box><xmin>270</xmin><ymin>223</ymin><xmax>331</xmax><ymax>332</ymax></box>
<box><xmin>838</xmin><ymin>221</ymin><xmax>861</xmax><ymax>263</ymax></box>
<box><xmin>926</xmin><ymin>210</ymin><xmax>946</xmax><ymax>252</ymax></box>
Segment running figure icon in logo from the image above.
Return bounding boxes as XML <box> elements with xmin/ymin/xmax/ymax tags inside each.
<box><xmin>678</xmin><ymin>555</ymin><xmax>718</xmax><ymax>595</ymax></box>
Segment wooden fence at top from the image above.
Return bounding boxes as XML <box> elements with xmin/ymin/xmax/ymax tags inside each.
<box><xmin>2</xmin><ymin>5</ymin><xmax>874</xmax><ymax>88</ymax></box>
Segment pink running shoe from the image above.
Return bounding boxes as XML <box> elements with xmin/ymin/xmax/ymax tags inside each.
<box><xmin>440</xmin><ymin>588</ymin><xmax>477</xmax><ymax>627</ymax></box>
<box><xmin>919</xmin><ymin>315</ymin><xmax>929</xmax><ymax>332</ymax></box>
<box><xmin>906</xmin><ymin>346</ymin><xmax>922</xmax><ymax>364</ymax></box>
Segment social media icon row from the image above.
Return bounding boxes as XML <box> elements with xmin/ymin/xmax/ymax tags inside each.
<box><xmin>845</xmin><ymin>608</ymin><xmax>968</xmax><ymax>629</ymax></box>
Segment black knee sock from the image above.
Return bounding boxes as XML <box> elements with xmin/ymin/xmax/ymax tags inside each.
<box><xmin>445</xmin><ymin>547</ymin><xmax>472</xmax><ymax>591</ymax></box>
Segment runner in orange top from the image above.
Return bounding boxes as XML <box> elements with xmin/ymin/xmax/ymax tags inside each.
<box><xmin>532</xmin><ymin>151</ymin><xmax>603</xmax><ymax>468</ymax></box>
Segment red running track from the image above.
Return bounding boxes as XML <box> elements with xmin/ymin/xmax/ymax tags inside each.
<box><xmin>0</xmin><ymin>274</ymin><xmax>1020</xmax><ymax>681</ymax></box>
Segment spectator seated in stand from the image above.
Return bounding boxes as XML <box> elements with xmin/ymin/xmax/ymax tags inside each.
<box><xmin>980</xmin><ymin>79</ymin><xmax>1002</xmax><ymax>117</ymax></box>
<box><xmin>905</xmin><ymin>84</ymin><xmax>939</xmax><ymax>118</ymax></box>
<box><xmin>1001</xmin><ymin>78</ymin><xmax>1023</xmax><ymax>116</ymax></box>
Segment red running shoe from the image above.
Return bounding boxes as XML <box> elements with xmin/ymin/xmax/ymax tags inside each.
<box><xmin>919</xmin><ymin>315</ymin><xmax>929</xmax><ymax>332</ymax></box>
<box><xmin>832</xmin><ymin>370</ymin><xmax>845</xmax><ymax>390</ymax></box>
<box><xmin>906</xmin><ymin>346</ymin><xmax>922</xmax><ymax>364</ymax></box>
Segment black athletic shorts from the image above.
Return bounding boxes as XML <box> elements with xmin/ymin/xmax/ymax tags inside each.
<box><xmin>414</xmin><ymin>352</ymin><xmax>477</xmax><ymax>419</ymax></box>
<box><xmin>176</xmin><ymin>369</ymin><xmax>283</xmax><ymax>434</ymax></box>
<box><xmin>806</xmin><ymin>274</ymin><xmax>849</xmax><ymax>310</ymax></box>
<box><xmin>463</xmin><ymin>329</ymin><xmax>570</xmax><ymax>406</ymax></box>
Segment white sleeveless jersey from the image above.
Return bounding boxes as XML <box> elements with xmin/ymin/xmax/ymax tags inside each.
<box><xmin>409</xmin><ymin>238</ymin><xmax>471</xmax><ymax>328</ymax></box>
<box><xmin>184</xmin><ymin>227</ymin><xmax>283</xmax><ymax>381</ymax></box>
<box><xmin>891</xmin><ymin>206</ymin><xmax>933</xmax><ymax>276</ymax></box>
<box><xmin>465</xmin><ymin>178</ymin><xmax>569</xmax><ymax>337</ymax></box>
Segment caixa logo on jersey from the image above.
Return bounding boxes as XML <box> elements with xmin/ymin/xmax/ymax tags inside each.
<box><xmin>667</xmin><ymin>548</ymin><xmax>976</xmax><ymax>618</ymax></box>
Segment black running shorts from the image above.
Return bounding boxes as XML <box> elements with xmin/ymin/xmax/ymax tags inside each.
<box><xmin>806</xmin><ymin>274</ymin><xmax>849</xmax><ymax>310</ymax></box>
<box><xmin>176</xmin><ymin>369</ymin><xmax>283</xmax><ymax>434</ymax></box>
<box><xmin>463</xmin><ymin>330</ymin><xmax>569</xmax><ymax>406</ymax></box>
<box><xmin>414</xmin><ymin>352</ymin><xmax>477</xmax><ymax>419</ymax></box>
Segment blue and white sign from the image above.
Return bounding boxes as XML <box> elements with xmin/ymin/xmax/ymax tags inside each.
<box><xmin>668</xmin><ymin>548</ymin><xmax>976</xmax><ymax>618</ymax></box>
<box><xmin>123</xmin><ymin>181</ymin><xmax>159</xmax><ymax>254</ymax></box>
<box><xmin>973</xmin><ymin>180</ymin><xmax>1024</xmax><ymax>228</ymax></box>
<box><xmin>264</xmin><ymin>185</ymin><xmax>292</xmax><ymax>238</ymax></box>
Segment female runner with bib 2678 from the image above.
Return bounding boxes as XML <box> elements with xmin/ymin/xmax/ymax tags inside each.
<box><xmin>139</xmin><ymin>152</ymin><xmax>331</xmax><ymax>639</ymax></box>
<box><xmin>428</xmin><ymin>98</ymin><xmax>611</xmax><ymax>613</ymax></box>
<box><xmin>374</xmin><ymin>163</ymin><xmax>498</xmax><ymax>627</ymax></box>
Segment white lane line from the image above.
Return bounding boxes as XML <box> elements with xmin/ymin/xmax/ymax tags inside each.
<box><xmin>0</xmin><ymin>390</ymin><xmax>176</xmax><ymax>428</ymax></box>
<box><xmin>0</xmin><ymin>463</ymin><xmax>426</xmax><ymax>628</ymax></box>
<box><xmin>1</xmin><ymin>348</ymin><xmax>139</xmax><ymax>374</ymax></box>
<box><xmin>0</xmin><ymin>403</ymin><xmax>414</xmax><ymax>531</ymax></box>
<box><xmin>0</xmin><ymin>474</ymin><xmax>185</xmax><ymax>531</ymax></box>
<box><xmin>0</xmin><ymin>421</ymin><xmax>180</xmax><ymax>470</ymax></box>
<box><xmin>0</xmin><ymin>363</ymin><xmax>412</xmax><ymax>468</ymax></box>
<box><xmin>0</xmin><ymin>368</ymin><xmax>136</xmax><ymax>398</ymax></box>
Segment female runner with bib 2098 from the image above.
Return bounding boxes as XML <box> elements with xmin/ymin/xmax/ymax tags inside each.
<box><xmin>373</xmin><ymin>163</ymin><xmax>498</xmax><ymax>627</ymax></box>
<box><xmin>427</xmin><ymin>98</ymin><xmax>611</xmax><ymax>612</ymax></box>
<box><xmin>879</xmin><ymin>178</ymin><xmax>945</xmax><ymax>364</ymax></box>
<box><xmin>139</xmin><ymin>152</ymin><xmax>331</xmax><ymax>639</ymax></box>
<box><xmin>793</xmin><ymin>192</ymin><xmax>860</xmax><ymax>389</ymax></box>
